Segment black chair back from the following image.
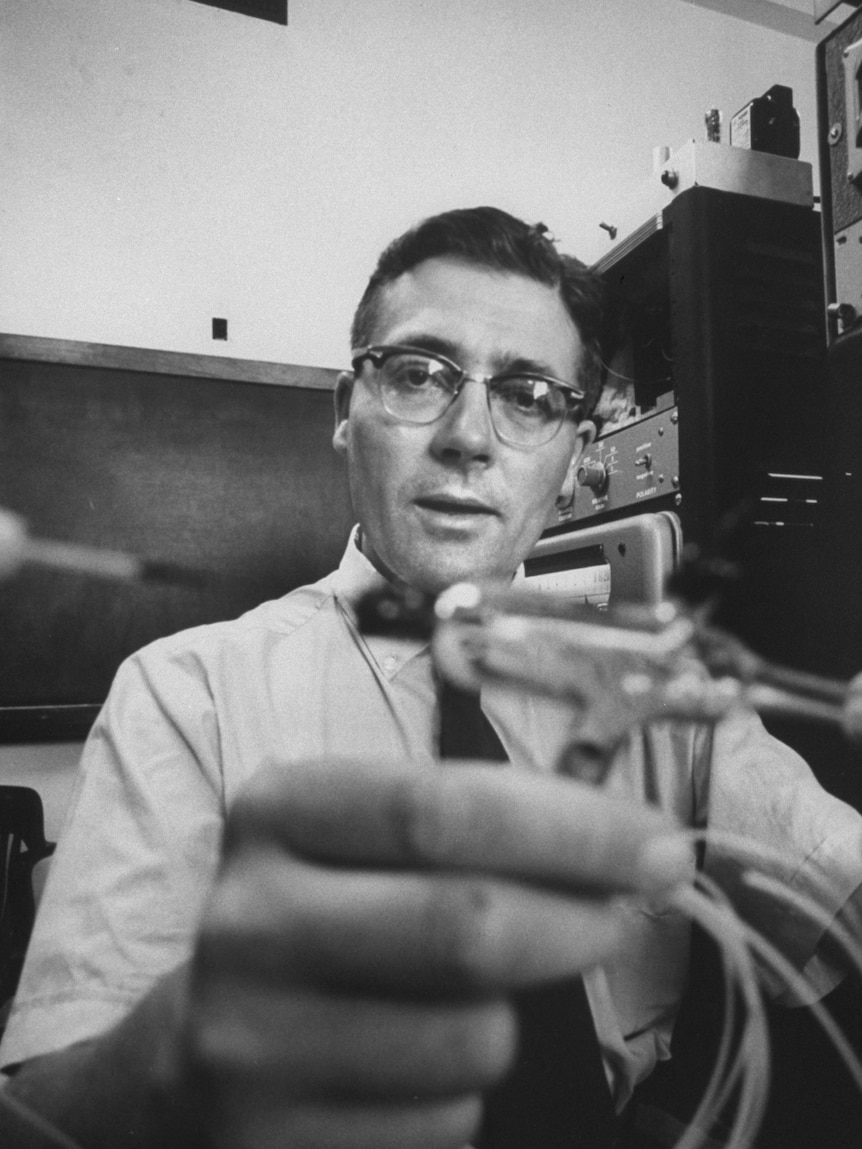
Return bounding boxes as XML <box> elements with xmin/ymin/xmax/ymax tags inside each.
<box><xmin>0</xmin><ymin>786</ymin><xmax>56</xmax><ymax>1019</ymax></box>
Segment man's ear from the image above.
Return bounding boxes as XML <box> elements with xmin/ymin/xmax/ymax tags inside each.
<box><xmin>332</xmin><ymin>371</ymin><xmax>354</xmax><ymax>456</ymax></box>
<box><xmin>557</xmin><ymin>419</ymin><xmax>596</xmax><ymax>510</ymax></box>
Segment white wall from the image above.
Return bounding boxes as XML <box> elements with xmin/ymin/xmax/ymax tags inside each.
<box><xmin>2</xmin><ymin>0</ymin><xmax>822</xmax><ymax>370</ymax></box>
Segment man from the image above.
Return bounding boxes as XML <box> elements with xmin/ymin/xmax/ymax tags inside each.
<box><xmin>0</xmin><ymin>207</ymin><xmax>860</xmax><ymax>1149</ymax></box>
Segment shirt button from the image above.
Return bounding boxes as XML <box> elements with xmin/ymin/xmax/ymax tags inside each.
<box><xmin>383</xmin><ymin>656</ymin><xmax>398</xmax><ymax>674</ymax></box>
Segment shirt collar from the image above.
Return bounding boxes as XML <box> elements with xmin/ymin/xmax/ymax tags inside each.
<box><xmin>332</xmin><ymin>527</ymin><xmax>428</xmax><ymax>679</ymax></box>
<box><xmin>333</xmin><ymin>525</ymin><xmax>528</xmax><ymax>605</ymax></box>
<box><xmin>332</xmin><ymin>524</ymin><xmax>528</xmax><ymax>680</ymax></box>
<box><xmin>331</xmin><ymin>525</ymin><xmax>394</xmax><ymax>615</ymax></box>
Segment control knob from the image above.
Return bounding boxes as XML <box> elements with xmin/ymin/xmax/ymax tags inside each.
<box><xmin>576</xmin><ymin>460</ymin><xmax>608</xmax><ymax>491</ymax></box>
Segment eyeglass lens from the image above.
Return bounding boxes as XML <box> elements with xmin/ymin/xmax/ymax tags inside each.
<box><xmin>375</xmin><ymin>351</ymin><xmax>572</xmax><ymax>445</ymax></box>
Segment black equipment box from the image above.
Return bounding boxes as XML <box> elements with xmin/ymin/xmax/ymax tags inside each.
<box><xmin>547</xmin><ymin>186</ymin><xmax>834</xmax><ymax>682</ymax></box>
<box><xmin>565</xmin><ymin>187</ymin><xmax>827</xmax><ymax>546</ymax></box>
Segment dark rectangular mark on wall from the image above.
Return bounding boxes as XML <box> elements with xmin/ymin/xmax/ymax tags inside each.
<box><xmin>190</xmin><ymin>1</ymin><xmax>287</xmax><ymax>26</ymax></box>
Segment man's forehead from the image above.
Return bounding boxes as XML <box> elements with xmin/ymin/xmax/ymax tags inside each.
<box><xmin>371</xmin><ymin>256</ymin><xmax>582</xmax><ymax>371</ymax></box>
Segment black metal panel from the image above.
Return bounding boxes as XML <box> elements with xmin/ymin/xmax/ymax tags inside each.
<box><xmin>665</xmin><ymin>187</ymin><xmax>828</xmax><ymax>545</ymax></box>
<box><xmin>0</xmin><ymin>348</ymin><xmax>353</xmax><ymax>736</ymax></box>
<box><xmin>584</xmin><ymin>188</ymin><xmax>834</xmax><ymax>683</ymax></box>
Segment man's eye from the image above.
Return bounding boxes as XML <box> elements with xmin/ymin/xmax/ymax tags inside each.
<box><xmin>512</xmin><ymin>382</ymin><xmax>539</xmax><ymax>409</ymax></box>
<box><xmin>387</xmin><ymin>358</ymin><xmax>437</xmax><ymax>388</ymax></box>
<box><xmin>499</xmin><ymin>378</ymin><xmax>553</xmax><ymax>416</ymax></box>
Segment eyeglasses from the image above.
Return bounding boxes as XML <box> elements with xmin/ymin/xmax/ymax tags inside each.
<box><xmin>351</xmin><ymin>344</ymin><xmax>585</xmax><ymax>448</ymax></box>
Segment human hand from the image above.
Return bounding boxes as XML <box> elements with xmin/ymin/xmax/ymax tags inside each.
<box><xmin>171</xmin><ymin>757</ymin><xmax>691</xmax><ymax>1149</ymax></box>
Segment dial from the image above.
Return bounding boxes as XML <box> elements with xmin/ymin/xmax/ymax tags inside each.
<box><xmin>576</xmin><ymin>461</ymin><xmax>608</xmax><ymax>490</ymax></box>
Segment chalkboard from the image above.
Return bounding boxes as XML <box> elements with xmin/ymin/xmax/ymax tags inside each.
<box><xmin>0</xmin><ymin>336</ymin><xmax>354</xmax><ymax>740</ymax></box>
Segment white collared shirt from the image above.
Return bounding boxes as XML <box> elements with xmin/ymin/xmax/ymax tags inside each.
<box><xmin>3</xmin><ymin>531</ymin><xmax>861</xmax><ymax>1111</ymax></box>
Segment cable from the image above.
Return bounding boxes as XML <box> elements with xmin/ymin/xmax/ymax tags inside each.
<box><xmin>670</xmin><ymin>878</ymin><xmax>771</xmax><ymax>1149</ymax></box>
<box><xmin>654</xmin><ymin>827</ymin><xmax>862</xmax><ymax>1149</ymax></box>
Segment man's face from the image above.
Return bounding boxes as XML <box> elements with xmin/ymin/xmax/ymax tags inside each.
<box><xmin>333</xmin><ymin>256</ymin><xmax>594</xmax><ymax>594</ymax></box>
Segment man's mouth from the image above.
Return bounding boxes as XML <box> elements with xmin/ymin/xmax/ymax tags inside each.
<box><xmin>414</xmin><ymin>495</ymin><xmax>497</xmax><ymax>516</ymax></box>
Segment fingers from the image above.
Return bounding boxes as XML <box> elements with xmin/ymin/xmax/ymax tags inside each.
<box><xmin>205</xmin><ymin>1093</ymin><xmax>482</xmax><ymax>1149</ymax></box>
<box><xmin>181</xmin><ymin>967</ymin><xmax>495</xmax><ymax>1149</ymax></box>
<box><xmin>203</xmin><ymin>847</ymin><xmax>631</xmax><ymax>992</ymax></box>
<box><xmin>183</xmin><ymin>756</ymin><xmax>692</xmax><ymax>1149</ymax></box>
<box><xmin>189</xmin><ymin>984</ymin><xmax>514</xmax><ymax>1099</ymax></box>
<box><xmin>230</xmin><ymin>757</ymin><xmax>691</xmax><ymax>895</ymax></box>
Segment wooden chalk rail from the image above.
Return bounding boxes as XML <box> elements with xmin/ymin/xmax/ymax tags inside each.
<box><xmin>0</xmin><ymin>333</ymin><xmax>339</xmax><ymax>390</ymax></box>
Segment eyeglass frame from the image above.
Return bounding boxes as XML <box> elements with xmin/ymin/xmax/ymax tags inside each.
<box><xmin>350</xmin><ymin>343</ymin><xmax>587</xmax><ymax>448</ymax></box>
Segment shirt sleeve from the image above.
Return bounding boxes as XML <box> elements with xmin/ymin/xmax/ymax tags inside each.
<box><xmin>0</xmin><ymin>641</ymin><xmax>226</xmax><ymax>1070</ymax></box>
<box><xmin>699</xmin><ymin>708</ymin><xmax>862</xmax><ymax>995</ymax></box>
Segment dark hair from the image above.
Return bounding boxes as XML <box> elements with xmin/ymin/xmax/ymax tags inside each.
<box><xmin>350</xmin><ymin>206</ymin><xmax>612</xmax><ymax>413</ymax></box>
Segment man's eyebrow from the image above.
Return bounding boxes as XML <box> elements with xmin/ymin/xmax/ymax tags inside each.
<box><xmin>498</xmin><ymin>354</ymin><xmax>566</xmax><ymax>379</ymax></box>
<box><xmin>384</xmin><ymin>335</ymin><xmax>565</xmax><ymax>380</ymax></box>
<box><xmin>387</xmin><ymin>333</ymin><xmax>460</xmax><ymax>360</ymax></box>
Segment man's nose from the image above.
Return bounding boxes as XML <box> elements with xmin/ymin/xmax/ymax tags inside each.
<box><xmin>430</xmin><ymin>378</ymin><xmax>496</xmax><ymax>462</ymax></box>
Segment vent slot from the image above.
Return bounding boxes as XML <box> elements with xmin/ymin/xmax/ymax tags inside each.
<box><xmin>752</xmin><ymin>472</ymin><xmax>823</xmax><ymax>527</ymax></box>
<box><xmin>729</xmin><ymin>240</ymin><xmax>824</xmax><ymax>360</ymax></box>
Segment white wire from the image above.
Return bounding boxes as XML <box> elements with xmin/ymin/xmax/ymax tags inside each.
<box><xmin>742</xmin><ymin>869</ymin><xmax>862</xmax><ymax>985</ymax></box>
<box><xmin>655</xmin><ymin>826</ymin><xmax>862</xmax><ymax>1149</ymax></box>
<box><xmin>740</xmin><ymin>911</ymin><xmax>862</xmax><ymax>1098</ymax></box>
<box><xmin>688</xmin><ymin>875</ymin><xmax>766</xmax><ymax>1148</ymax></box>
<box><xmin>667</xmin><ymin>879</ymin><xmax>771</xmax><ymax>1149</ymax></box>
<box><xmin>691</xmin><ymin>827</ymin><xmax>855</xmax><ymax>931</ymax></box>
<box><xmin>666</xmin><ymin>884</ymin><xmax>740</xmax><ymax>1148</ymax></box>
<box><xmin>693</xmin><ymin>873</ymin><xmax>773</xmax><ymax>1149</ymax></box>
<box><xmin>690</xmin><ymin>826</ymin><xmax>862</xmax><ymax>999</ymax></box>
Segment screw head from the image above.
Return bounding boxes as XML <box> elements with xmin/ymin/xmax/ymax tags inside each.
<box><xmin>829</xmin><ymin>123</ymin><xmax>843</xmax><ymax>146</ymax></box>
